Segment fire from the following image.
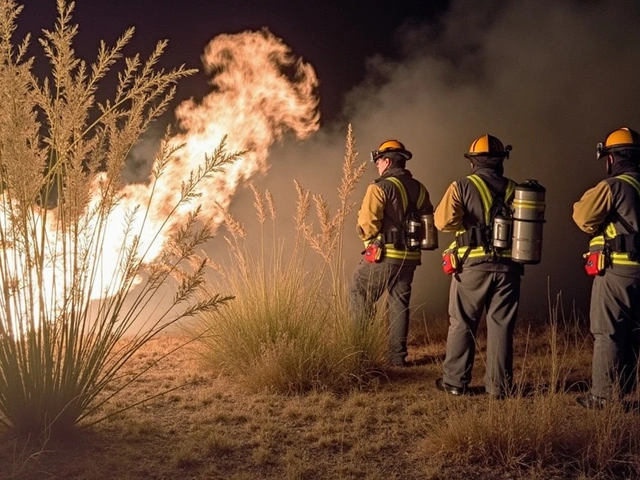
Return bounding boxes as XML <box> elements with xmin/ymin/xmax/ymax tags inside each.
<box><xmin>2</xmin><ymin>29</ymin><xmax>320</xmax><ymax>334</ymax></box>
<box><xmin>124</xmin><ymin>28</ymin><xmax>319</xmax><ymax>252</ymax></box>
<box><xmin>103</xmin><ymin>29</ymin><xmax>320</xmax><ymax>289</ymax></box>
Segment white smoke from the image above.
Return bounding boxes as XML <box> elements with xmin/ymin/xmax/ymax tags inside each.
<box><xmin>251</xmin><ymin>0</ymin><xmax>640</xmax><ymax>316</ymax></box>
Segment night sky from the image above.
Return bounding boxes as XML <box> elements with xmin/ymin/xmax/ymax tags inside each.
<box><xmin>17</xmin><ymin>0</ymin><xmax>450</xmax><ymax>122</ymax></box>
<box><xmin>14</xmin><ymin>0</ymin><xmax>640</xmax><ymax>317</ymax></box>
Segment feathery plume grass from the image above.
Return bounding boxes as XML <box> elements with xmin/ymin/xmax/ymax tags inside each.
<box><xmin>300</xmin><ymin>124</ymin><xmax>366</xmax><ymax>292</ymax></box>
<box><xmin>190</xmin><ymin>125</ymin><xmax>385</xmax><ymax>393</ymax></box>
<box><xmin>0</xmin><ymin>0</ymin><xmax>237</xmax><ymax>437</ymax></box>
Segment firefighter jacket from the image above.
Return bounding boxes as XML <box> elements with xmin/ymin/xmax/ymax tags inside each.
<box><xmin>356</xmin><ymin>166</ymin><xmax>433</xmax><ymax>265</ymax></box>
<box><xmin>435</xmin><ymin>166</ymin><xmax>520</xmax><ymax>273</ymax></box>
<box><xmin>573</xmin><ymin>166</ymin><xmax>640</xmax><ymax>278</ymax></box>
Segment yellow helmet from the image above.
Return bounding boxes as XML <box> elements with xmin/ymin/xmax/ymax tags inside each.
<box><xmin>596</xmin><ymin>127</ymin><xmax>640</xmax><ymax>159</ymax></box>
<box><xmin>370</xmin><ymin>139</ymin><xmax>412</xmax><ymax>162</ymax></box>
<box><xmin>464</xmin><ymin>134</ymin><xmax>512</xmax><ymax>160</ymax></box>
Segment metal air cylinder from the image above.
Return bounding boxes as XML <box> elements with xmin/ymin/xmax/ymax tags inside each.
<box><xmin>406</xmin><ymin>219</ymin><xmax>422</xmax><ymax>250</ymax></box>
<box><xmin>420</xmin><ymin>213</ymin><xmax>439</xmax><ymax>250</ymax></box>
<box><xmin>511</xmin><ymin>179</ymin><xmax>546</xmax><ymax>264</ymax></box>
<box><xmin>492</xmin><ymin>216</ymin><xmax>513</xmax><ymax>249</ymax></box>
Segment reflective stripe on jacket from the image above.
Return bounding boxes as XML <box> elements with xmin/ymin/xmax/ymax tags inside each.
<box><xmin>581</xmin><ymin>173</ymin><xmax>640</xmax><ymax>270</ymax></box>
<box><xmin>356</xmin><ymin>166</ymin><xmax>432</xmax><ymax>265</ymax></box>
<box><xmin>383</xmin><ymin>176</ymin><xmax>428</xmax><ymax>262</ymax></box>
<box><xmin>452</xmin><ymin>174</ymin><xmax>515</xmax><ymax>262</ymax></box>
<box><xmin>435</xmin><ymin>168</ymin><xmax>517</xmax><ymax>270</ymax></box>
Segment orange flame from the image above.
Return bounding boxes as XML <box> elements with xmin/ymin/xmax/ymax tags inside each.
<box><xmin>120</xmin><ymin>28</ymin><xmax>320</xmax><ymax>259</ymax></box>
<box><xmin>3</xmin><ymin>29</ymin><xmax>319</xmax><ymax>333</ymax></box>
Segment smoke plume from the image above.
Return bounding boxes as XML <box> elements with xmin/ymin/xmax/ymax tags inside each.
<box><xmin>248</xmin><ymin>0</ymin><xmax>640</xmax><ymax>316</ymax></box>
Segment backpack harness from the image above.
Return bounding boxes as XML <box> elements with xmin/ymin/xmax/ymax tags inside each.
<box><xmin>451</xmin><ymin>174</ymin><xmax>516</xmax><ymax>267</ymax></box>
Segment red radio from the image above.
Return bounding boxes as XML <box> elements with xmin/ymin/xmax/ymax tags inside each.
<box><xmin>584</xmin><ymin>251</ymin><xmax>607</xmax><ymax>276</ymax></box>
<box><xmin>442</xmin><ymin>251</ymin><xmax>458</xmax><ymax>275</ymax></box>
<box><xmin>364</xmin><ymin>241</ymin><xmax>383</xmax><ymax>263</ymax></box>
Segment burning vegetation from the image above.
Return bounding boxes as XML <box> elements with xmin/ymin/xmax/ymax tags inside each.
<box><xmin>0</xmin><ymin>0</ymin><xmax>320</xmax><ymax>436</ymax></box>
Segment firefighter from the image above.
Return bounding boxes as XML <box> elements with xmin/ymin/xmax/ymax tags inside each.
<box><xmin>573</xmin><ymin>126</ymin><xmax>640</xmax><ymax>409</ymax></box>
<box><xmin>349</xmin><ymin>140</ymin><xmax>434</xmax><ymax>367</ymax></box>
<box><xmin>434</xmin><ymin>134</ymin><xmax>522</xmax><ymax>398</ymax></box>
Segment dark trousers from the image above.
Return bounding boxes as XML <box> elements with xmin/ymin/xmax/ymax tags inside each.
<box><xmin>443</xmin><ymin>269</ymin><xmax>520</xmax><ymax>396</ymax></box>
<box><xmin>590</xmin><ymin>273</ymin><xmax>640</xmax><ymax>399</ymax></box>
<box><xmin>349</xmin><ymin>259</ymin><xmax>417</xmax><ymax>365</ymax></box>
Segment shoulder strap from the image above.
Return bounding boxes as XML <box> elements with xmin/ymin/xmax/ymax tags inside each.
<box><xmin>467</xmin><ymin>175</ymin><xmax>492</xmax><ymax>224</ymax></box>
<box><xmin>386</xmin><ymin>177</ymin><xmax>409</xmax><ymax>211</ymax></box>
<box><xmin>467</xmin><ymin>175</ymin><xmax>515</xmax><ymax>224</ymax></box>
<box><xmin>618</xmin><ymin>173</ymin><xmax>640</xmax><ymax>196</ymax></box>
<box><xmin>614</xmin><ymin>174</ymin><xmax>640</xmax><ymax>234</ymax></box>
<box><xmin>505</xmin><ymin>180</ymin><xmax>516</xmax><ymax>203</ymax></box>
<box><xmin>386</xmin><ymin>176</ymin><xmax>425</xmax><ymax>213</ymax></box>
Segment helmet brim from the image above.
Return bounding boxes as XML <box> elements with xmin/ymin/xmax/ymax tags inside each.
<box><xmin>464</xmin><ymin>152</ymin><xmax>509</xmax><ymax>160</ymax></box>
<box><xmin>370</xmin><ymin>149</ymin><xmax>412</xmax><ymax>162</ymax></box>
<box><xmin>597</xmin><ymin>144</ymin><xmax>640</xmax><ymax>159</ymax></box>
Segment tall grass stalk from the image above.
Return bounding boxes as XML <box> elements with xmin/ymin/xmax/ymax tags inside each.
<box><xmin>300</xmin><ymin>124</ymin><xmax>367</xmax><ymax>301</ymax></box>
<box><xmin>0</xmin><ymin>0</ymin><xmax>237</xmax><ymax>437</ymax></box>
<box><xmin>545</xmin><ymin>287</ymin><xmax>589</xmax><ymax>394</ymax></box>
<box><xmin>192</xmin><ymin>125</ymin><xmax>387</xmax><ymax>393</ymax></box>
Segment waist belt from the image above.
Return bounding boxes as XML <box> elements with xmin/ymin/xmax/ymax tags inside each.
<box><xmin>382</xmin><ymin>229</ymin><xmax>400</xmax><ymax>243</ymax></box>
<box><xmin>381</xmin><ymin>229</ymin><xmax>409</xmax><ymax>249</ymax></box>
<box><xmin>455</xmin><ymin>227</ymin><xmax>490</xmax><ymax>250</ymax></box>
<box><xmin>606</xmin><ymin>234</ymin><xmax>640</xmax><ymax>260</ymax></box>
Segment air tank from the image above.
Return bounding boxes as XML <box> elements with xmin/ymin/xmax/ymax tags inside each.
<box><xmin>406</xmin><ymin>218</ymin><xmax>422</xmax><ymax>250</ymax></box>
<box><xmin>511</xmin><ymin>180</ymin><xmax>546</xmax><ymax>264</ymax></box>
<box><xmin>419</xmin><ymin>213</ymin><xmax>438</xmax><ymax>250</ymax></box>
<box><xmin>492</xmin><ymin>216</ymin><xmax>513</xmax><ymax>249</ymax></box>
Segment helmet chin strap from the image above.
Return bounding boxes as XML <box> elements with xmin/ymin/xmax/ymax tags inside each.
<box><xmin>606</xmin><ymin>155</ymin><xmax>613</xmax><ymax>175</ymax></box>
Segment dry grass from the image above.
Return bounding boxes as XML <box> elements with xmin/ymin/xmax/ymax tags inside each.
<box><xmin>0</xmin><ymin>0</ymin><xmax>236</xmax><ymax>437</ymax></box>
<box><xmin>2</xmin><ymin>315</ymin><xmax>639</xmax><ymax>480</ymax></box>
<box><xmin>187</xmin><ymin>126</ymin><xmax>387</xmax><ymax>394</ymax></box>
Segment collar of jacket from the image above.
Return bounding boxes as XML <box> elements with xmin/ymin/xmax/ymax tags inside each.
<box><xmin>471</xmin><ymin>165</ymin><xmax>503</xmax><ymax>177</ymax></box>
<box><xmin>377</xmin><ymin>166</ymin><xmax>411</xmax><ymax>181</ymax></box>
<box><xmin>609</xmin><ymin>163</ymin><xmax>640</xmax><ymax>177</ymax></box>
<box><xmin>468</xmin><ymin>166</ymin><xmax>510</xmax><ymax>196</ymax></box>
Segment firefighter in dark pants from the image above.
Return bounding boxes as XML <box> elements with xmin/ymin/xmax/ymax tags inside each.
<box><xmin>573</xmin><ymin>127</ymin><xmax>640</xmax><ymax>409</ymax></box>
<box><xmin>434</xmin><ymin>134</ymin><xmax>523</xmax><ymax>398</ymax></box>
<box><xmin>349</xmin><ymin>140</ymin><xmax>433</xmax><ymax>367</ymax></box>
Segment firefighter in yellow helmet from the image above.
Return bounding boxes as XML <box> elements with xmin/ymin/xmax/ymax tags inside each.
<box><xmin>349</xmin><ymin>140</ymin><xmax>434</xmax><ymax>367</ymax></box>
<box><xmin>573</xmin><ymin>127</ymin><xmax>640</xmax><ymax>409</ymax></box>
<box><xmin>433</xmin><ymin>134</ymin><xmax>522</xmax><ymax>398</ymax></box>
